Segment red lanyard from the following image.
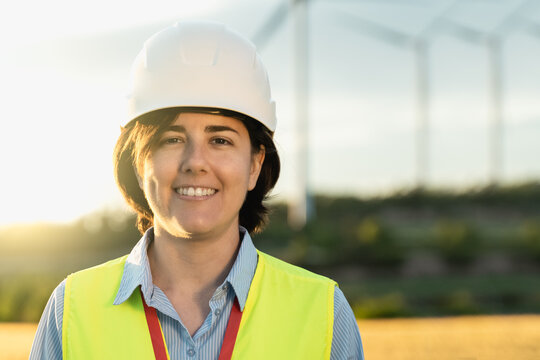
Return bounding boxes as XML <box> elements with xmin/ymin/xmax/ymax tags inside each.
<box><xmin>141</xmin><ymin>289</ymin><xmax>243</xmax><ymax>360</ymax></box>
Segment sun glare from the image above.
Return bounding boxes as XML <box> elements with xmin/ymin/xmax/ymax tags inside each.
<box><xmin>0</xmin><ymin>1</ymin><xmax>233</xmax><ymax>226</ymax></box>
<box><xmin>1</xmin><ymin>0</ymin><xmax>224</xmax><ymax>41</ymax></box>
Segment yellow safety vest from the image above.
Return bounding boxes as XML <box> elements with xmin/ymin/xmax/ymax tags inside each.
<box><xmin>63</xmin><ymin>251</ymin><xmax>336</xmax><ymax>360</ymax></box>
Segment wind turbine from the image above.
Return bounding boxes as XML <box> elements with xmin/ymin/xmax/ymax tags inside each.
<box><xmin>252</xmin><ymin>0</ymin><xmax>312</xmax><ymax>229</ymax></box>
<box><xmin>435</xmin><ymin>0</ymin><xmax>537</xmax><ymax>186</ymax></box>
<box><xmin>332</xmin><ymin>0</ymin><xmax>460</xmax><ymax>190</ymax></box>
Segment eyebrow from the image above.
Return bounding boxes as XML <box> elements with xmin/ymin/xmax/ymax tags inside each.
<box><xmin>205</xmin><ymin>125</ymin><xmax>239</xmax><ymax>134</ymax></box>
<box><xmin>166</xmin><ymin>125</ymin><xmax>239</xmax><ymax>134</ymax></box>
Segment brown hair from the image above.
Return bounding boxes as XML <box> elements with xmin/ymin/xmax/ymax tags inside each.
<box><xmin>113</xmin><ymin>107</ymin><xmax>280</xmax><ymax>234</ymax></box>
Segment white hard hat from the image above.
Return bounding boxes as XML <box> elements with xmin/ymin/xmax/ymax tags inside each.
<box><xmin>125</xmin><ymin>20</ymin><xmax>277</xmax><ymax>132</ymax></box>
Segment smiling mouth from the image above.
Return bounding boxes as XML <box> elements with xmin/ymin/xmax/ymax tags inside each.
<box><xmin>175</xmin><ymin>186</ymin><xmax>217</xmax><ymax>197</ymax></box>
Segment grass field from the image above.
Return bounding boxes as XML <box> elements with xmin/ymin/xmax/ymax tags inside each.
<box><xmin>3</xmin><ymin>315</ymin><xmax>540</xmax><ymax>359</ymax></box>
<box><xmin>0</xmin><ymin>323</ymin><xmax>36</xmax><ymax>360</ymax></box>
<box><xmin>358</xmin><ymin>315</ymin><xmax>540</xmax><ymax>360</ymax></box>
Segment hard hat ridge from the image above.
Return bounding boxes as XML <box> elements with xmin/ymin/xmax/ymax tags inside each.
<box><xmin>125</xmin><ymin>20</ymin><xmax>277</xmax><ymax>132</ymax></box>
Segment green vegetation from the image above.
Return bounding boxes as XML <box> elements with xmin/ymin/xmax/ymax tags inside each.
<box><xmin>0</xmin><ymin>275</ymin><xmax>63</xmax><ymax>322</ymax></box>
<box><xmin>342</xmin><ymin>273</ymin><xmax>540</xmax><ymax>318</ymax></box>
<box><xmin>1</xmin><ymin>182</ymin><xmax>540</xmax><ymax>322</ymax></box>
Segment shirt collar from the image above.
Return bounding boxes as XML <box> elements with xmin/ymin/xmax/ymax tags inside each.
<box><xmin>221</xmin><ymin>226</ymin><xmax>258</xmax><ymax>311</ymax></box>
<box><xmin>113</xmin><ymin>226</ymin><xmax>258</xmax><ymax>311</ymax></box>
<box><xmin>113</xmin><ymin>227</ymin><xmax>154</xmax><ymax>305</ymax></box>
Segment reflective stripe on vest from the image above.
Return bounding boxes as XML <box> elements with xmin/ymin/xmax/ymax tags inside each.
<box><xmin>63</xmin><ymin>251</ymin><xmax>336</xmax><ymax>360</ymax></box>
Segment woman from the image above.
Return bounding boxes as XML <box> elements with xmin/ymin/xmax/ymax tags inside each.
<box><xmin>30</xmin><ymin>20</ymin><xmax>363</xmax><ymax>359</ymax></box>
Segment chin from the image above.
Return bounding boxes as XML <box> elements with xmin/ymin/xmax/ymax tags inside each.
<box><xmin>170</xmin><ymin>218</ymin><xmax>222</xmax><ymax>238</ymax></box>
<box><xmin>156</xmin><ymin>212</ymin><xmax>239</xmax><ymax>239</ymax></box>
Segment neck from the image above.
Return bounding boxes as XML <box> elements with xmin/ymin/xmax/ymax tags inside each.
<box><xmin>148</xmin><ymin>224</ymin><xmax>241</xmax><ymax>297</ymax></box>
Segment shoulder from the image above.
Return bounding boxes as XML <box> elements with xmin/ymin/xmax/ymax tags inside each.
<box><xmin>331</xmin><ymin>287</ymin><xmax>365</xmax><ymax>360</ymax></box>
<box><xmin>64</xmin><ymin>255</ymin><xmax>130</xmax><ymax>306</ymax></box>
<box><xmin>68</xmin><ymin>255</ymin><xmax>128</xmax><ymax>278</ymax></box>
<box><xmin>258</xmin><ymin>250</ymin><xmax>337</xmax><ymax>286</ymax></box>
<box><xmin>66</xmin><ymin>255</ymin><xmax>128</xmax><ymax>285</ymax></box>
<box><xmin>29</xmin><ymin>280</ymin><xmax>66</xmax><ymax>359</ymax></box>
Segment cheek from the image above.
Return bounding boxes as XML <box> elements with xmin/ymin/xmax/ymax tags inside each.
<box><xmin>215</xmin><ymin>155</ymin><xmax>253</xmax><ymax>188</ymax></box>
<box><xmin>141</xmin><ymin>157</ymin><xmax>172</xmax><ymax>192</ymax></box>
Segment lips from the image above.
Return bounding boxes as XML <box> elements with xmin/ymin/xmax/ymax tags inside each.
<box><xmin>175</xmin><ymin>186</ymin><xmax>217</xmax><ymax>197</ymax></box>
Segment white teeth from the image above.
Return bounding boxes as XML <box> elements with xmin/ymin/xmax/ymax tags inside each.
<box><xmin>176</xmin><ymin>187</ymin><xmax>216</xmax><ymax>197</ymax></box>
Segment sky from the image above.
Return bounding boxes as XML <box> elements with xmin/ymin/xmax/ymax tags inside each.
<box><xmin>1</xmin><ymin>0</ymin><xmax>540</xmax><ymax>225</ymax></box>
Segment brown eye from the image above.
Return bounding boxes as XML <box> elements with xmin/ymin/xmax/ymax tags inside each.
<box><xmin>211</xmin><ymin>137</ymin><xmax>232</xmax><ymax>145</ymax></box>
<box><xmin>161</xmin><ymin>136</ymin><xmax>184</xmax><ymax>145</ymax></box>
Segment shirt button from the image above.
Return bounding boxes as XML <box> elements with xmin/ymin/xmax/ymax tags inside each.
<box><xmin>214</xmin><ymin>308</ymin><xmax>222</xmax><ymax>316</ymax></box>
<box><xmin>222</xmin><ymin>284</ymin><xmax>229</xmax><ymax>291</ymax></box>
<box><xmin>187</xmin><ymin>348</ymin><xmax>196</xmax><ymax>357</ymax></box>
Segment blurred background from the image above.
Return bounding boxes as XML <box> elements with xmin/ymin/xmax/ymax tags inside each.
<box><xmin>1</xmin><ymin>0</ymin><xmax>540</xmax><ymax>356</ymax></box>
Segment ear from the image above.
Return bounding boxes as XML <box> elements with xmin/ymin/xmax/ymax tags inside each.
<box><xmin>248</xmin><ymin>145</ymin><xmax>265</xmax><ymax>191</ymax></box>
<box><xmin>134</xmin><ymin>166</ymin><xmax>144</xmax><ymax>190</ymax></box>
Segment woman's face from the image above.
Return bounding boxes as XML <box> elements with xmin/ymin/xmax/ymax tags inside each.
<box><xmin>137</xmin><ymin>112</ymin><xmax>265</xmax><ymax>239</ymax></box>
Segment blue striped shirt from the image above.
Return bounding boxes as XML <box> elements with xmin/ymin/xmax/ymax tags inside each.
<box><xmin>30</xmin><ymin>228</ymin><xmax>364</xmax><ymax>359</ymax></box>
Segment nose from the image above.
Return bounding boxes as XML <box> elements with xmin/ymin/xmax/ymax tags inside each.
<box><xmin>180</xmin><ymin>139</ymin><xmax>208</xmax><ymax>174</ymax></box>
